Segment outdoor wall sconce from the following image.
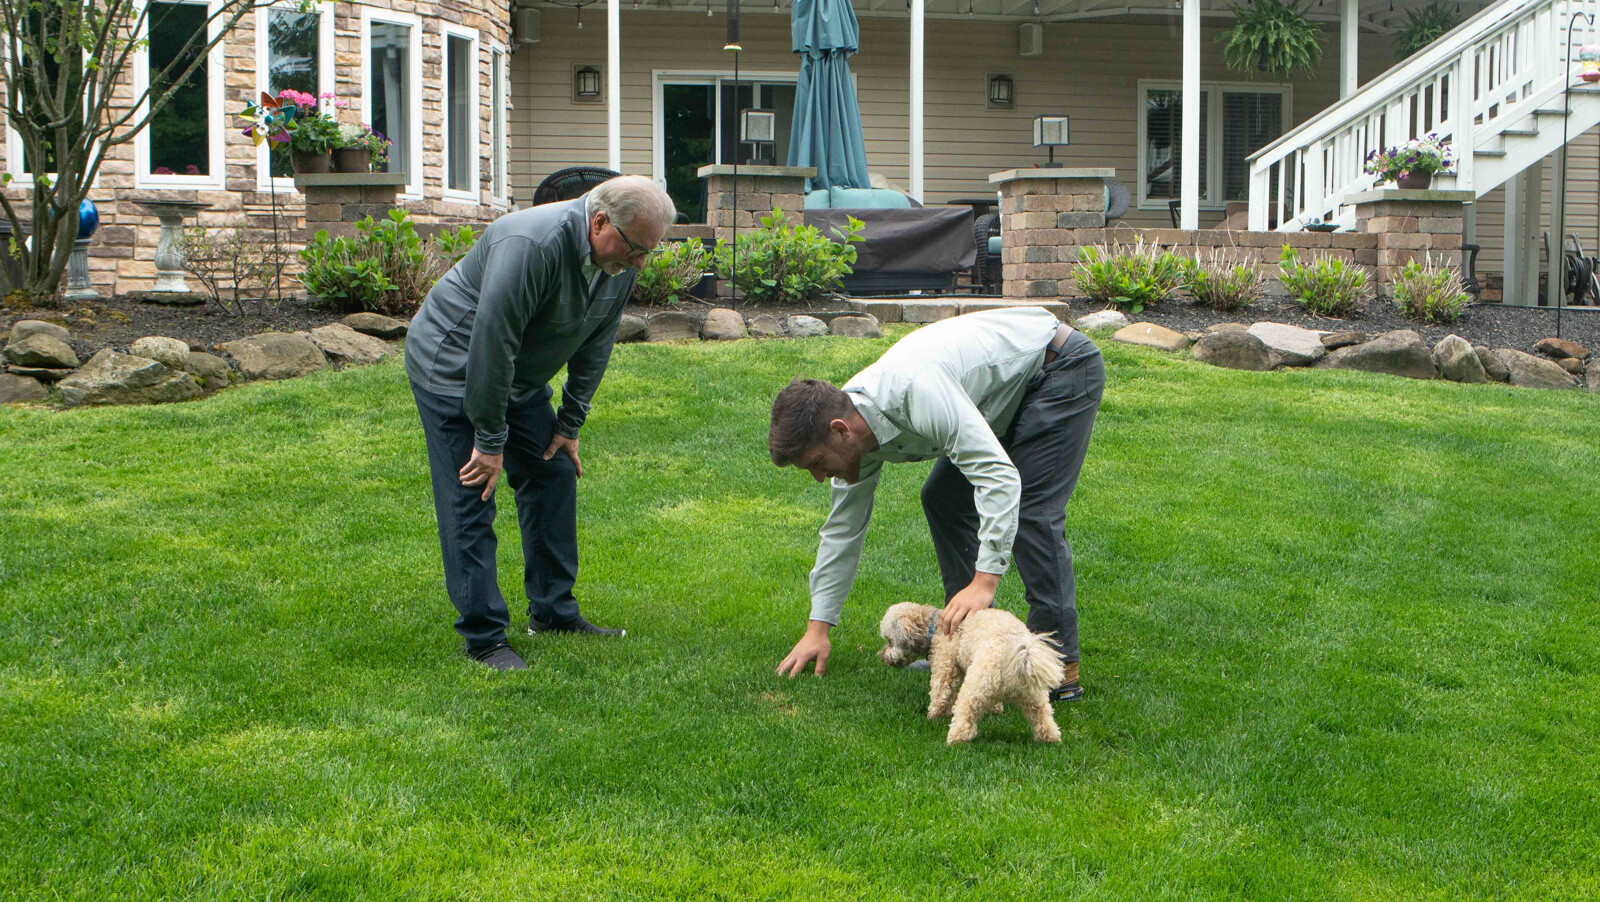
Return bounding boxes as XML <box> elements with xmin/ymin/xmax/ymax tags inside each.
<box><xmin>573</xmin><ymin>65</ymin><xmax>602</xmax><ymax>102</ymax></box>
<box><xmin>1032</xmin><ymin>114</ymin><xmax>1069</xmax><ymax>164</ymax></box>
<box><xmin>987</xmin><ymin>72</ymin><xmax>1015</xmax><ymax>110</ymax></box>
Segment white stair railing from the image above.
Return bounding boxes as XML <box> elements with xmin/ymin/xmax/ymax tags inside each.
<box><xmin>1247</xmin><ymin>0</ymin><xmax>1600</xmax><ymax>230</ymax></box>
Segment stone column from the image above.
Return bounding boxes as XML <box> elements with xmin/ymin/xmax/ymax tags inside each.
<box><xmin>697</xmin><ymin>164</ymin><xmax>814</xmax><ymax>245</ymax></box>
<box><xmin>132</xmin><ymin>199</ymin><xmax>213</xmax><ymax>304</ymax></box>
<box><xmin>293</xmin><ymin>172</ymin><xmax>407</xmax><ymax>240</ymax></box>
<box><xmin>1349</xmin><ymin>188</ymin><xmax>1473</xmax><ymax>295</ymax></box>
<box><xmin>990</xmin><ymin>168</ymin><xmax>1114</xmax><ymax>299</ymax></box>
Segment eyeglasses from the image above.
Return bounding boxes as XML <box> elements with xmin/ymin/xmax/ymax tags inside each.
<box><xmin>610</xmin><ymin>220</ymin><xmax>655</xmax><ymax>260</ymax></box>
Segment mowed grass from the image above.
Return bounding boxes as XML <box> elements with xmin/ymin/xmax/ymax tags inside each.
<box><xmin>2</xmin><ymin>332</ymin><xmax>1598</xmax><ymax>901</ymax></box>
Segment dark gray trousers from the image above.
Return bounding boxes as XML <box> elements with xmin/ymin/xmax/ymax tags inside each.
<box><xmin>920</xmin><ymin>330</ymin><xmax>1104</xmax><ymax>663</ymax></box>
<box><xmin>412</xmin><ymin>381</ymin><xmax>581</xmax><ymax>652</ymax></box>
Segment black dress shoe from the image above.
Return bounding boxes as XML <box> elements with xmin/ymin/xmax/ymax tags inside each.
<box><xmin>468</xmin><ymin>642</ymin><xmax>527</xmax><ymax>671</ymax></box>
<box><xmin>527</xmin><ymin>615</ymin><xmax>626</xmax><ymax>638</ymax></box>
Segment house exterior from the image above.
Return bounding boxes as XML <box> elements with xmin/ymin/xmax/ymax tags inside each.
<box><xmin>3</xmin><ymin>0</ymin><xmax>1597</xmax><ymax>300</ymax></box>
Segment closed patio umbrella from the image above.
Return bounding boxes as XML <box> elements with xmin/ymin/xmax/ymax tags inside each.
<box><xmin>787</xmin><ymin>0</ymin><xmax>871</xmax><ymax>191</ymax></box>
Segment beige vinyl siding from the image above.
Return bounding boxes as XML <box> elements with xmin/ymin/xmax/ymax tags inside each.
<box><xmin>508</xmin><ymin>8</ymin><xmax>1597</xmax><ymax>276</ymax></box>
<box><xmin>1470</xmin><ymin>127</ymin><xmax>1600</xmax><ymax>281</ymax></box>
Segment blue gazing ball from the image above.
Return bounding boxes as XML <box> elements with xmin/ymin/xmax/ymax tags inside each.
<box><xmin>77</xmin><ymin>199</ymin><xmax>99</xmax><ymax>239</ymax></box>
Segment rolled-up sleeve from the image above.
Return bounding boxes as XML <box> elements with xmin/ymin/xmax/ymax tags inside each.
<box><xmin>900</xmin><ymin>376</ymin><xmax>1021</xmax><ymax>576</ymax></box>
<box><xmin>807</xmin><ymin>459</ymin><xmax>883</xmax><ymax>625</ymax></box>
<box><xmin>464</xmin><ymin>237</ymin><xmax>549</xmax><ymax>454</ymax></box>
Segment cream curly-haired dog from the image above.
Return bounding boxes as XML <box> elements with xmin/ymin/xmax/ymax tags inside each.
<box><xmin>878</xmin><ymin>602</ymin><xmax>1065</xmax><ymax>744</ymax></box>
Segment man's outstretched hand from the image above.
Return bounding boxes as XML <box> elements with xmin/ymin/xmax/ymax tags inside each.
<box><xmin>941</xmin><ymin>572</ymin><xmax>1000</xmax><ymax>636</ymax></box>
<box><xmin>777</xmin><ymin>620</ymin><xmax>833</xmax><ymax>677</ymax></box>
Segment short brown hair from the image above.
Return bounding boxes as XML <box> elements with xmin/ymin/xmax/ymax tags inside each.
<box><xmin>769</xmin><ymin>378</ymin><xmax>853</xmax><ymax>465</ymax></box>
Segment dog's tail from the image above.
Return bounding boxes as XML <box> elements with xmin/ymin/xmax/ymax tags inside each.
<box><xmin>1007</xmin><ymin>630</ymin><xmax>1067</xmax><ymax>695</ymax></box>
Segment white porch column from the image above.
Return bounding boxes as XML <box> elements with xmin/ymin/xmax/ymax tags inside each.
<box><xmin>1505</xmin><ymin>163</ymin><xmax>1542</xmax><ymax>306</ymax></box>
<box><xmin>1180</xmin><ymin>0</ymin><xmax>1199</xmax><ymax>229</ymax></box>
<box><xmin>607</xmin><ymin>0</ymin><xmax>621</xmax><ymax>171</ymax></box>
<box><xmin>1341</xmin><ymin>0</ymin><xmax>1359</xmax><ymax>97</ymax></box>
<box><xmin>910</xmin><ymin>0</ymin><xmax>925</xmax><ymax>202</ymax></box>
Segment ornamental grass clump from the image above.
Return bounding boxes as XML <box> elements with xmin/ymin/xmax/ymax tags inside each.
<box><xmin>1180</xmin><ymin>248</ymin><xmax>1266</xmax><ymax>312</ymax></box>
<box><xmin>1278</xmin><ymin>245</ymin><xmax>1368</xmax><ymax>316</ymax></box>
<box><xmin>712</xmin><ymin>207</ymin><xmax>863</xmax><ymax>306</ymax></box>
<box><xmin>1073</xmin><ymin>238</ymin><xmax>1186</xmax><ymax>314</ymax></box>
<box><xmin>1391</xmin><ymin>256</ymin><xmax>1470</xmax><ymax>323</ymax></box>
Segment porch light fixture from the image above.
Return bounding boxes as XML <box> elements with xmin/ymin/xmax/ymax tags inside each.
<box><xmin>1032</xmin><ymin>114</ymin><xmax>1070</xmax><ymax>165</ymax></box>
<box><xmin>741</xmin><ymin>108</ymin><xmax>776</xmax><ymax>163</ymax></box>
<box><xmin>573</xmin><ymin>65</ymin><xmax>602</xmax><ymax>102</ymax></box>
<box><xmin>987</xmin><ymin>72</ymin><xmax>1015</xmax><ymax>110</ymax></box>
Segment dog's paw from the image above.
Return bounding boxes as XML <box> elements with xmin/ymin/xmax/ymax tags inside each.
<box><xmin>927</xmin><ymin>706</ymin><xmax>952</xmax><ymax>720</ymax></box>
<box><xmin>987</xmin><ymin>702</ymin><xmax>1004</xmax><ymax>715</ymax></box>
<box><xmin>946</xmin><ymin>722</ymin><xmax>977</xmax><ymax>744</ymax></box>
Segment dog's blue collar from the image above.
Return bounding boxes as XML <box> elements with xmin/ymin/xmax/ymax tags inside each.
<box><xmin>928</xmin><ymin>610</ymin><xmax>940</xmax><ymax>640</ymax></box>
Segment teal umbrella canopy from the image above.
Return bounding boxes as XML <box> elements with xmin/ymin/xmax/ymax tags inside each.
<box><xmin>787</xmin><ymin>0</ymin><xmax>871</xmax><ymax>191</ymax></box>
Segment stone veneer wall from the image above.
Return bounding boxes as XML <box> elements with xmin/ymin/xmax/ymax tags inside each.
<box><xmin>0</xmin><ymin>0</ymin><xmax>511</xmax><ymax>297</ymax></box>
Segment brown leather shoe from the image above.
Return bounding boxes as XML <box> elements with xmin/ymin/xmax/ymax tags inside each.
<box><xmin>1050</xmin><ymin>661</ymin><xmax>1083</xmax><ymax>703</ymax></box>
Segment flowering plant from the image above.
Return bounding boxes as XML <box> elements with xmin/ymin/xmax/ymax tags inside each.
<box><xmin>1579</xmin><ymin>44</ymin><xmax>1600</xmax><ymax>78</ymax></box>
<box><xmin>239</xmin><ymin>90</ymin><xmax>347</xmax><ymax>155</ymax></box>
<box><xmin>335</xmin><ymin>122</ymin><xmax>391</xmax><ymax>167</ymax></box>
<box><xmin>1363</xmin><ymin>134</ymin><xmax>1453</xmax><ymax>182</ymax></box>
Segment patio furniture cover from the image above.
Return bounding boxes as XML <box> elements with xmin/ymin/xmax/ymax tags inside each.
<box><xmin>805</xmin><ymin>206</ymin><xmax>975</xmax><ymax>293</ymax></box>
<box><xmin>788</xmin><ymin>0</ymin><xmax>871</xmax><ymax>192</ymax></box>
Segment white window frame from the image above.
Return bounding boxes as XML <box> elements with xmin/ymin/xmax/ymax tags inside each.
<box><xmin>3</xmin><ymin>24</ymin><xmax>99</xmax><ymax>186</ymax></box>
<box><xmin>133</xmin><ymin>0</ymin><xmax>226</xmax><ymax>189</ymax></box>
<box><xmin>1136</xmin><ymin>79</ymin><xmax>1292</xmax><ymax>211</ymax></box>
<box><xmin>254</xmin><ymin>0</ymin><xmax>336</xmax><ymax>192</ymax></box>
<box><xmin>440</xmin><ymin>23</ymin><xmax>480</xmax><ymax>204</ymax></box>
<box><xmin>649</xmin><ymin>69</ymin><xmax>806</xmax><ymax>190</ymax></box>
<box><xmin>489</xmin><ymin>42</ymin><xmax>509</xmax><ymax>205</ymax></box>
<box><xmin>360</xmin><ymin>7</ymin><xmax>424</xmax><ymax>199</ymax></box>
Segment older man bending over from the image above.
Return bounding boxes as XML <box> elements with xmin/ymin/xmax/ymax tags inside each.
<box><xmin>406</xmin><ymin>175</ymin><xmax>676</xmax><ymax>670</ymax></box>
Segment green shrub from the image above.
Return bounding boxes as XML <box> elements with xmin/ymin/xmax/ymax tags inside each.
<box><xmin>711</xmin><ymin>207</ymin><xmax>863</xmax><ymax>306</ymax></box>
<box><xmin>1278</xmin><ymin>245</ymin><xmax>1368</xmax><ymax>316</ymax></box>
<box><xmin>1180</xmin><ymin>248</ymin><xmax>1265</xmax><ymax>312</ymax></box>
<box><xmin>1391</xmin><ymin>256</ymin><xmax>1469</xmax><ymax>323</ymax></box>
<box><xmin>632</xmin><ymin>238</ymin><xmax>709</xmax><ymax>307</ymax></box>
<box><xmin>1073</xmin><ymin>238</ymin><xmax>1186</xmax><ymax>314</ymax></box>
<box><xmin>298</xmin><ymin>209</ymin><xmax>470</xmax><ymax>315</ymax></box>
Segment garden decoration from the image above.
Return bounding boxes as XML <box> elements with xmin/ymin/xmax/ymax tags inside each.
<box><xmin>1393</xmin><ymin>0</ymin><xmax>1461</xmax><ymax>60</ymax></box>
<box><xmin>65</xmin><ymin>199</ymin><xmax>99</xmax><ymax>301</ymax></box>
<box><xmin>133</xmin><ymin>200</ymin><xmax>213</xmax><ymax>303</ymax></box>
<box><xmin>1221</xmin><ymin>0</ymin><xmax>1324</xmax><ymax>79</ymax></box>
<box><xmin>1364</xmin><ymin>135</ymin><xmax>1453</xmax><ymax>189</ymax></box>
<box><xmin>1579</xmin><ymin>44</ymin><xmax>1600</xmax><ymax>82</ymax></box>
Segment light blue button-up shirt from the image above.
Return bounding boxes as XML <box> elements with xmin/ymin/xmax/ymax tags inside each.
<box><xmin>807</xmin><ymin>306</ymin><xmax>1066</xmax><ymax>625</ymax></box>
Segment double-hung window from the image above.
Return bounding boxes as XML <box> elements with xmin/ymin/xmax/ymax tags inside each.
<box><xmin>3</xmin><ymin>9</ymin><xmax>87</xmax><ymax>183</ymax></box>
<box><xmin>1138</xmin><ymin>81</ymin><xmax>1289</xmax><ymax>209</ymax></box>
<box><xmin>137</xmin><ymin>0</ymin><xmax>224</xmax><ymax>187</ymax></box>
<box><xmin>256</xmin><ymin>0</ymin><xmax>333</xmax><ymax>186</ymax></box>
<box><xmin>362</xmin><ymin>8</ymin><xmax>423</xmax><ymax>197</ymax></box>
<box><xmin>490</xmin><ymin>44</ymin><xmax>509</xmax><ymax>204</ymax></box>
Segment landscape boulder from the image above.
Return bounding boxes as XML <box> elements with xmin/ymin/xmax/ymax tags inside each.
<box><xmin>1075</xmin><ymin>309</ymin><xmax>1130</xmax><ymax>332</ymax></box>
<box><xmin>220</xmin><ymin>332</ymin><xmax>328</xmax><ymax>381</ymax></box>
<box><xmin>615</xmin><ymin>313</ymin><xmax>649</xmax><ymax>343</ymax></box>
<box><xmin>646</xmin><ymin>311</ymin><xmax>699</xmax><ymax>342</ymax></box>
<box><xmin>0</xmin><ymin>373</ymin><xmax>48</xmax><ymax>403</ymax></box>
<box><xmin>6</xmin><ymin>366</ymin><xmax>73</xmax><ymax>382</ymax></box>
<box><xmin>129</xmin><ymin>336</ymin><xmax>191</xmax><ymax>369</ymax></box>
<box><xmin>1492</xmin><ymin>349</ymin><xmax>1577</xmax><ymax>390</ymax></box>
<box><xmin>183</xmin><ymin>352</ymin><xmax>232</xmax><ymax>389</ymax></box>
<box><xmin>1247</xmin><ymin>322</ymin><xmax>1326</xmax><ymax>366</ymax></box>
<box><xmin>56</xmin><ymin>349</ymin><xmax>202</xmax><ymax>407</ymax></box>
<box><xmin>830</xmin><ymin>314</ymin><xmax>882</xmax><ymax>338</ymax></box>
<box><xmin>1532</xmin><ymin>337</ymin><xmax>1588</xmax><ymax>361</ymax></box>
<box><xmin>700</xmin><ymin>308</ymin><xmax>748</xmax><ymax>341</ymax></box>
<box><xmin>309</xmin><ymin>323</ymin><xmax>393</xmax><ymax>366</ymax></box>
<box><xmin>1192</xmin><ymin>330</ymin><xmax>1281</xmax><ymax>371</ymax></box>
<box><xmin>748</xmin><ymin>314</ymin><xmax>785</xmax><ymax>338</ymax></box>
<box><xmin>8</xmin><ymin>320</ymin><xmax>69</xmax><ymax>345</ymax></box>
<box><xmin>1475</xmin><ymin>345</ymin><xmax>1509</xmax><ymax>382</ymax></box>
<box><xmin>1316</xmin><ymin>330</ymin><xmax>1436</xmax><ymax>379</ymax></box>
<box><xmin>1321</xmin><ymin>331</ymin><xmax>1366</xmax><ymax>351</ymax></box>
<box><xmin>1112</xmin><ymin>322</ymin><xmax>1190</xmax><ymax>352</ymax></box>
<box><xmin>1588</xmin><ymin>365</ymin><xmax>1600</xmax><ymax>395</ymax></box>
<box><xmin>1431</xmin><ymin>335</ymin><xmax>1487</xmax><ymax>384</ymax></box>
<box><xmin>4</xmin><ymin>333</ymin><xmax>79</xmax><ymax>369</ymax></box>
<box><xmin>341</xmin><ymin>312</ymin><xmax>409</xmax><ymax>340</ymax></box>
<box><xmin>785</xmin><ymin>315</ymin><xmax>829</xmax><ymax>338</ymax></box>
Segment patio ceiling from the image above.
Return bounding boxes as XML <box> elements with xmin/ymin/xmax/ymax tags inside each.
<box><xmin>531</xmin><ymin>0</ymin><xmax>1494</xmax><ymax>35</ymax></box>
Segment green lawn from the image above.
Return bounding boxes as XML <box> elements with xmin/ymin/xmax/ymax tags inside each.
<box><xmin>3</xmin><ymin>333</ymin><xmax>1598</xmax><ymax>900</ymax></box>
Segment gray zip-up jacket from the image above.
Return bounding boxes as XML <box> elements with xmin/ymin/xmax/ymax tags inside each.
<box><xmin>405</xmin><ymin>198</ymin><xmax>635</xmax><ymax>455</ymax></box>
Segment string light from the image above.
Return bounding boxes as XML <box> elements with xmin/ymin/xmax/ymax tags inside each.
<box><xmin>577</xmin><ymin>7</ymin><xmax>583</xmax><ymax>27</ymax></box>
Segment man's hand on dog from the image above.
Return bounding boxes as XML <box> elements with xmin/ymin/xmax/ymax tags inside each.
<box><xmin>941</xmin><ymin>572</ymin><xmax>1000</xmax><ymax>636</ymax></box>
<box><xmin>777</xmin><ymin>620</ymin><xmax>833</xmax><ymax>677</ymax></box>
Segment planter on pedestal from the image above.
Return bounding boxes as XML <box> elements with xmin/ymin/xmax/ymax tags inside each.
<box><xmin>292</xmin><ymin>151</ymin><xmax>332</xmax><ymax>174</ymax></box>
<box><xmin>1396</xmin><ymin>172</ymin><xmax>1434</xmax><ymax>190</ymax></box>
<box><xmin>332</xmin><ymin>148</ymin><xmax>372</xmax><ymax>173</ymax></box>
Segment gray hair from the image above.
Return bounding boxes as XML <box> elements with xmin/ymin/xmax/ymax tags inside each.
<box><xmin>589</xmin><ymin>175</ymin><xmax>676</xmax><ymax>230</ymax></box>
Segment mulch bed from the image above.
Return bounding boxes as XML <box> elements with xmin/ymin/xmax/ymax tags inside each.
<box><xmin>5</xmin><ymin>292</ymin><xmax>1596</xmax><ymax>364</ymax></box>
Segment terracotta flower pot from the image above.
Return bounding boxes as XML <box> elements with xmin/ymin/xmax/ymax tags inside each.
<box><xmin>332</xmin><ymin>147</ymin><xmax>372</xmax><ymax>173</ymax></box>
<box><xmin>291</xmin><ymin>150</ymin><xmax>332</xmax><ymax>174</ymax></box>
<box><xmin>1396</xmin><ymin>172</ymin><xmax>1433</xmax><ymax>190</ymax></box>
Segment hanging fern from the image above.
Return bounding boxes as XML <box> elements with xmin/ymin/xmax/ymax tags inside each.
<box><xmin>1221</xmin><ymin>0</ymin><xmax>1325</xmax><ymax>79</ymax></box>
<box><xmin>1394</xmin><ymin>0</ymin><xmax>1461</xmax><ymax>59</ymax></box>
